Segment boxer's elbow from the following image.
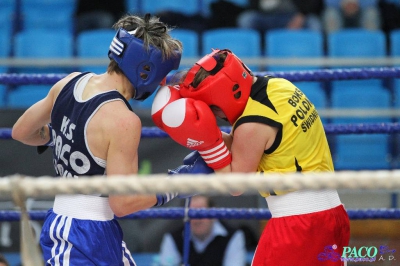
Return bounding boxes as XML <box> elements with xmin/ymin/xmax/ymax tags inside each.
<box><xmin>11</xmin><ymin>125</ymin><xmax>27</xmax><ymax>143</ymax></box>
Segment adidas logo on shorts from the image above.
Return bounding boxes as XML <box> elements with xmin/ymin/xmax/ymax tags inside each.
<box><xmin>187</xmin><ymin>138</ymin><xmax>204</xmax><ymax>148</ymax></box>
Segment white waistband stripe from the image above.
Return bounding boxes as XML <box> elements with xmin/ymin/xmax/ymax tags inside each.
<box><xmin>266</xmin><ymin>189</ymin><xmax>342</xmax><ymax>217</ymax></box>
<box><xmin>53</xmin><ymin>194</ymin><xmax>114</xmax><ymax>221</ymax></box>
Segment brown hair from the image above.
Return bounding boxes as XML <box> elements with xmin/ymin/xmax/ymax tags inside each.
<box><xmin>107</xmin><ymin>13</ymin><xmax>183</xmax><ymax>74</ymax></box>
<box><xmin>182</xmin><ymin>51</ymin><xmax>228</xmax><ymax>88</ymax></box>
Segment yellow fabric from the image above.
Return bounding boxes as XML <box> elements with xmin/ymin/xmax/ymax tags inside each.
<box><xmin>233</xmin><ymin>76</ymin><xmax>334</xmax><ymax>197</ymax></box>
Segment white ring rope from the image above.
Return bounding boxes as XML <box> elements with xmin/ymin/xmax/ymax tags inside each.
<box><xmin>1</xmin><ymin>170</ymin><xmax>400</xmax><ymax>199</ymax></box>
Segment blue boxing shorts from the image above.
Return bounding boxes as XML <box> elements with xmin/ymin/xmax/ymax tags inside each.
<box><xmin>40</xmin><ymin>195</ymin><xmax>136</xmax><ymax>266</ymax></box>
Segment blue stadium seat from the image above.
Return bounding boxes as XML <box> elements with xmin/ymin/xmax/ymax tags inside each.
<box><xmin>328</xmin><ymin>29</ymin><xmax>386</xmax><ymax>60</ymax></box>
<box><xmin>0</xmin><ymin>85</ymin><xmax>7</xmax><ymax>108</ymax></box>
<box><xmin>169</xmin><ymin>29</ymin><xmax>199</xmax><ymax>70</ymax></box>
<box><xmin>7</xmin><ymin>85</ymin><xmax>50</xmax><ymax>108</ymax></box>
<box><xmin>0</xmin><ymin>23</ymin><xmax>11</xmax><ymax>107</ymax></box>
<box><xmin>20</xmin><ymin>0</ymin><xmax>76</xmax><ymax>33</ymax></box>
<box><xmin>76</xmin><ymin>29</ymin><xmax>116</xmax><ymax>74</ymax></box>
<box><xmin>0</xmin><ymin>26</ymin><xmax>12</xmax><ymax>75</ymax></box>
<box><xmin>390</xmin><ymin>29</ymin><xmax>400</xmax><ymax>108</ymax></box>
<box><xmin>11</xmin><ymin>29</ymin><xmax>73</xmax><ymax>108</ymax></box>
<box><xmin>265</xmin><ymin>29</ymin><xmax>326</xmax><ymax>121</ymax></box>
<box><xmin>202</xmin><ymin>28</ymin><xmax>261</xmax><ymax>70</ymax></box>
<box><xmin>140</xmin><ymin>0</ymin><xmax>200</xmax><ymax>15</ymax></box>
<box><xmin>331</xmin><ymin>85</ymin><xmax>392</xmax><ymax>170</ymax></box>
<box><xmin>0</xmin><ymin>29</ymin><xmax>12</xmax><ymax>60</ymax></box>
<box><xmin>331</xmin><ymin>86</ymin><xmax>391</xmax><ymax>125</ymax></box>
<box><xmin>333</xmin><ymin>134</ymin><xmax>391</xmax><ymax>170</ymax></box>
<box><xmin>14</xmin><ymin>29</ymin><xmax>74</xmax><ymax>74</ymax></box>
<box><xmin>390</xmin><ymin>29</ymin><xmax>400</xmax><ymax>169</ymax></box>
<box><xmin>131</xmin><ymin>253</ymin><xmax>159</xmax><ymax>265</ymax></box>
<box><xmin>265</xmin><ymin>29</ymin><xmax>324</xmax><ymax>72</ymax></box>
<box><xmin>0</xmin><ymin>0</ymin><xmax>14</xmax><ymax>81</ymax></box>
<box><xmin>125</xmin><ymin>0</ymin><xmax>141</xmax><ymax>13</ymax></box>
<box><xmin>327</xmin><ymin>29</ymin><xmax>386</xmax><ymax>88</ymax></box>
<box><xmin>2</xmin><ymin>252</ymin><xmax>21</xmax><ymax>266</ymax></box>
<box><xmin>0</xmin><ymin>0</ymin><xmax>16</xmax><ymax>42</ymax></box>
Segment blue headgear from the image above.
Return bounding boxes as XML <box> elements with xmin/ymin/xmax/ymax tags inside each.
<box><xmin>108</xmin><ymin>28</ymin><xmax>181</xmax><ymax>100</ymax></box>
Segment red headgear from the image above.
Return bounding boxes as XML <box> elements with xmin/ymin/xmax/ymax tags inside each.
<box><xmin>180</xmin><ymin>49</ymin><xmax>253</xmax><ymax>124</ymax></box>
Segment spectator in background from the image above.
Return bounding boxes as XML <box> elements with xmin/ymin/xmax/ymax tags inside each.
<box><xmin>159</xmin><ymin>195</ymin><xmax>247</xmax><ymax>266</ymax></box>
<box><xmin>379</xmin><ymin>0</ymin><xmax>400</xmax><ymax>34</ymax></box>
<box><xmin>155</xmin><ymin>1</ymin><xmax>248</xmax><ymax>33</ymax></box>
<box><xmin>155</xmin><ymin>10</ymin><xmax>209</xmax><ymax>34</ymax></box>
<box><xmin>74</xmin><ymin>0</ymin><xmax>126</xmax><ymax>34</ymax></box>
<box><xmin>236</xmin><ymin>0</ymin><xmax>324</xmax><ymax>32</ymax></box>
<box><xmin>0</xmin><ymin>254</ymin><xmax>9</xmax><ymax>266</ymax></box>
<box><xmin>322</xmin><ymin>0</ymin><xmax>381</xmax><ymax>33</ymax></box>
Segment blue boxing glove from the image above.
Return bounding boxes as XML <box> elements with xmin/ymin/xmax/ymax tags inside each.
<box><xmin>169</xmin><ymin>151</ymin><xmax>214</xmax><ymax>175</ymax></box>
<box><xmin>154</xmin><ymin>192</ymin><xmax>178</xmax><ymax>207</ymax></box>
<box><xmin>168</xmin><ymin>152</ymin><xmax>214</xmax><ymax>198</ymax></box>
<box><xmin>37</xmin><ymin>124</ymin><xmax>54</xmax><ymax>155</ymax></box>
<box><xmin>154</xmin><ymin>152</ymin><xmax>214</xmax><ymax>206</ymax></box>
<box><xmin>182</xmin><ymin>150</ymin><xmax>201</xmax><ymax>165</ymax></box>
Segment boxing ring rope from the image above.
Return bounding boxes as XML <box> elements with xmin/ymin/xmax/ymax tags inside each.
<box><xmin>1</xmin><ymin>66</ymin><xmax>400</xmax><ymax>85</ymax></box>
<box><xmin>1</xmin><ymin>67</ymin><xmax>400</xmax><ymax>265</ymax></box>
<box><xmin>1</xmin><ymin>207</ymin><xmax>400</xmax><ymax>221</ymax></box>
<box><xmin>1</xmin><ymin>171</ymin><xmax>400</xmax><ymax>199</ymax></box>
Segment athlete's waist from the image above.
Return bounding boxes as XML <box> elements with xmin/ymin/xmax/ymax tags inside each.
<box><xmin>53</xmin><ymin>194</ymin><xmax>114</xmax><ymax>221</ymax></box>
<box><xmin>265</xmin><ymin>189</ymin><xmax>342</xmax><ymax>218</ymax></box>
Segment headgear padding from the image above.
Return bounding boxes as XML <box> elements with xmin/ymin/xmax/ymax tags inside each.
<box><xmin>108</xmin><ymin>28</ymin><xmax>181</xmax><ymax>101</ymax></box>
<box><xmin>180</xmin><ymin>49</ymin><xmax>253</xmax><ymax>125</ymax></box>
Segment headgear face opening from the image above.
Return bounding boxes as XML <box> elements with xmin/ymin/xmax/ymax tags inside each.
<box><xmin>108</xmin><ymin>28</ymin><xmax>181</xmax><ymax>101</ymax></box>
<box><xmin>180</xmin><ymin>49</ymin><xmax>253</xmax><ymax>124</ymax></box>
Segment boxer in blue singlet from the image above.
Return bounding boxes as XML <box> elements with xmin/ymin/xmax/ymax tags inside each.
<box><xmin>12</xmin><ymin>13</ymin><xmax>184</xmax><ymax>265</ymax></box>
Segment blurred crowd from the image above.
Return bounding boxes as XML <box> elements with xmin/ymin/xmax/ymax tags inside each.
<box><xmin>83</xmin><ymin>0</ymin><xmax>400</xmax><ymax>35</ymax></box>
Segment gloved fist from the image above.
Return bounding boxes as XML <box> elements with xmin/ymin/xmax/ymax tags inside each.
<box><xmin>37</xmin><ymin>124</ymin><xmax>54</xmax><ymax>155</ymax></box>
<box><xmin>168</xmin><ymin>152</ymin><xmax>214</xmax><ymax>198</ymax></box>
<box><xmin>161</xmin><ymin>98</ymin><xmax>232</xmax><ymax>170</ymax></box>
<box><xmin>182</xmin><ymin>150</ymin><xmax>201</xmax><ymax>165</ymax></box>
<box><xmin>154</xmin><ymin>192</ymin><xmax>178</xmax><ymax>207</ymax></box>
<box><xmin>151</xmin><ymin>85</ymin><xmax>181</xmax><ymax>129</ymax></box>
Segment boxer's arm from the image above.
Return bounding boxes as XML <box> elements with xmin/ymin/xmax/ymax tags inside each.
<box><xmin>36</xmin><ymin>124</ymin><xmax>54</xmax><ymax>154</ymax></box>
<box><xmin>222</xmin><ymin>131</ymin><xmax>233</xmax><ymax>151</ymax></box>
<box><xmin>12</xmin><ymin>87</ymin><xmax>55</xmax><ymax>146</ymax></box>
<box><xmin>12</xmin><ymin>72</ymin><xmax>79</xmax><ymax>146</ymax></box>
<box><xmin>105</xmin><ymin>104</ymin><xmax>159</xmax><ymax>217</ymax></box>
<box><xmin>216</xmin><ymin>122</ymin><xmax>279</xmax><ymax>196</ymax></box>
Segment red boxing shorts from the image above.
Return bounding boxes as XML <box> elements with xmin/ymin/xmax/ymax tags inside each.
<box><xmin>251</xmin><ymin>190</ymin><xmax>350</xmax><ymax>266</ymax></box>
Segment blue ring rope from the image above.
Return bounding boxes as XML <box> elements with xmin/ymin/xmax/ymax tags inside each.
<box><xmin>0</xmin><ymin>208</ymin><xmax>399</xmax><ymax>222</ymax></box>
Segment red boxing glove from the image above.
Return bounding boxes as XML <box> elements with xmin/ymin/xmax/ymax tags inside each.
<box><xmin>161</xmin><ymin>98</ymin><xmax>232</xmax><ymax>170</ymax></box>
<box><xmin>151</xmin><ymin>85</ymin><xmax>181</xmax><ymax>129</ymax></box>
